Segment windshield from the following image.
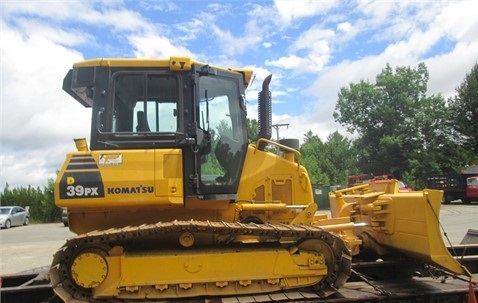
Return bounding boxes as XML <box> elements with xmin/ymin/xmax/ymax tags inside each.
<box><xmin>0</xmin><ymin>207</ymin><xmax>12</xmax><ymax>214</ymax></box>
<box><xmin>468</xmin><ymin>177</ymin><xmax>478</xmax><ymax>188</ymax></box>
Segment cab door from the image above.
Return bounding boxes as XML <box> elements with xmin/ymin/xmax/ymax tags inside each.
<box><xmin>11</xmin><ymin>207</ymin><xmax>25</xmax><ymax>226</ymax></box>
<box><xmin>192</xmin><ymin>65</ymin><xmax>248</xmax><ymax>198</ymax></box>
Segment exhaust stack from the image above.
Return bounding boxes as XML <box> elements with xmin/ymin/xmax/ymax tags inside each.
<box><xmin>257</xmin><ymin>75</ymin><xmax>272</xmax><ymax>149</ymax></box>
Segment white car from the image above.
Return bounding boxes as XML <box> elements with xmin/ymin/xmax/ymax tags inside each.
<box><xmin>0</xmin><ymin>206</ymin><xmax>30</xmax><ymax>229</ymax></box>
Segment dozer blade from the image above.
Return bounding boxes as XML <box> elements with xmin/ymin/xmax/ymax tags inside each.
<box><xmin>329</xmin><ymin>182</ymin><xmax>471</xmax><ymax>277</ymax></box>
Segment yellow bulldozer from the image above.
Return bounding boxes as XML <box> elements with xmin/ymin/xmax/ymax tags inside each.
<box><xmin>50</xmin><ymin>57</ymin><xmax>470</xmax><ymax>303</ymax></box>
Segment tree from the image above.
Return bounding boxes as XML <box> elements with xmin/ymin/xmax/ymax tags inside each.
<box><xmin>323</xmin><ymin>131</ymin><xmax>359</xmax><ymax>185</ymax></box>
<box><xmin>247</xmin><ymin>118</ymin><xmax>259</xmax><ymax>143</ymax></box>
<box><xmin>448</xmin><ymin>62</ymin><xmax>478</xmax><ymax>160</ymax></box>
<box><xmin>0</xmin><ymin>180</ymin><xmax>61</xmax><ymax>223</ymax></box>
<box><xmin>300</xmin><ymin>131</ymin><xmax>330</xmax><ymax>184</ymax></box>
<box><xmin>40</xmin><ymin>179</ymin><xmax>62</xmax><ymax>222</ymax></box>
<box><xmin>300</xmin><ymin>130</ymin><xmax>359</xmax><ymax>186</ymax></box>
<box><xmin>333</xmin><ymin>63</ymin><xmax>458</xmax><ymax>187</ymax></box>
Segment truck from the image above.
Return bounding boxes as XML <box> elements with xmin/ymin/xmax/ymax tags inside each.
<box><xmin>1</xmin><ymin>57</ymin><xmax>476</xmax><ymax>303</ymax></box>
<box><xmin>427</xmin><ymin>165</ymin><xmax>478</xmax><ymax>204</ymax></box>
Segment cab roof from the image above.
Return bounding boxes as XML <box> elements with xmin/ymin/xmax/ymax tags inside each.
<box><xmin>73</xmin><ymin>56</ymin><xmax>253</xmax><ymax>88</ymax></box>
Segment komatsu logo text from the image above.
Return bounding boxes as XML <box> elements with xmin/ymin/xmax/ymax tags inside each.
<box><xmin>107</xmin><ymin>186</ymin><xmax>154</xmax><ymax>195</ymax></box>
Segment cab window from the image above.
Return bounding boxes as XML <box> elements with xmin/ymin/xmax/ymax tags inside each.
<box><xmin>112</xmin><ymin>74</ymin><xmax>178</xmax><ymax>133</ymax></box>
<box><xmin>197</xmin><ymin>75</ymin><xmax>247</xmax><ymax>191</ymax></box>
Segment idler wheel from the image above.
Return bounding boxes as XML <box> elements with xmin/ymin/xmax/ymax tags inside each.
<box><xmin>70</xmin><ymin>249</ymin><xmax>108</xmax><ymax>288</ymax></box>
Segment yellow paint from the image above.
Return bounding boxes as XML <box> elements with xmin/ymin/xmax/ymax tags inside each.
<box><xmin>92</xmin><ymin>244</ymin><xmax>328</xmax><ymax>299</ymax></box>
<box><xmin>71</xmin><ymin>56</ymin><xmax>252</xmax><ymax>89</ymax></box>
<box><xmin>328</xmin><ymin>180</ymin><xmax>470</xmax><ymax>276</ymax></box>
<box><xmin>71</xmin><ymin>251</ymin><xmax>108</xmax><ymax>288</ymax></box>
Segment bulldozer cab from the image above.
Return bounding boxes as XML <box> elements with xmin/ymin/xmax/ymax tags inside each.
<box><xmin>62</xmin><ymin>58</ymin><xmax>250</xmax><ymax>199</ymax></box>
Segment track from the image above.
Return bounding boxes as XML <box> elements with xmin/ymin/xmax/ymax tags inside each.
<box><xmin>49</xmin><ymin>220</ymin><xmax>352</xmax><ymax>302</ymax></box>
<box><xmin>2</xmin><ymin>233</ymin><xmax>477</xmax><ymax>303</ymax></box>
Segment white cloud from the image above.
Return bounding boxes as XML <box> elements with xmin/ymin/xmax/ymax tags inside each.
<box><xmin>0</xmin><ymin>147</ymin><xmax>72</xmax><ymax>189</ymax></box>
<box><xmin>291</xmin><ymin>26</ymin><xmax>334</xmax><ymax>53</ymax></box>
<box><xmin>208</xmin><ymin>22</ymin><xmax>263</xmax><ymax>56</ymax></box>
<box><xmin>3</xmin><ymin>1</ymin><xmax>155</xmax><ymax>35</ymax></box>
<box><xmin>129</xmin><ymin>33</ymin><xmax>193</xmax><ymax>58</ymax></box>
<box><xmin>265</xmin><ymin>0</ymin><xmax>477</xmax><ymax>142</ymax></box>
<box><xmin>266</xmin><ymin>54</ymin><xmax>331</xmax><ymax>74</ymax></box>
<box><xmin>1</xmin><ymin>25</ymin><xmax>88</xmax><ymax>140</ymax></box>
<box><xmin>266</xmin><ymin>55</ymin><xmax>304</xmax><ymax>70</ymax></box>
<box><xmin>12</xmin><ymin>18</ymin><xmax>94</xmax><ymax>47</ymax></box>
<box><xmin>175</xmin><ymin>18</ymin><xmax>206</xmax><ymax>41</ymax></box>
<box><xmin>303</xmin><ymin>33</ymin><xmax>477</xmax><ymax>142</ymax></box>
<box><xmin>139</xmin><ymin>1</ymin><xmax>180</xmax><ymax>13</ymax></box>
<box><xmin>87</xmin><ymin>8</ymin><xmax>152</xmax><ymax>33</ymax></box>
<box><xmin>0</xmin><ymin>20</ymin><xmax>89</xmax><ymax>189</ymax></box>
<box><xmin>426</xmin><ymin>41</ymin><xmax>478</xmax><ymax>98</ymax></box>
<box><xmin>434</xmin><ymin>0</ymin><xmax>478</xmax><ymax>42</ymax></box>
<box><xmin>337</xmin><ymin>22</ymin><xmax>351</xmax><ymax>33</ymax></box>
<box><xmin>273</xmin><ymin>0</ymin><xmax>337</xmax><ymax>24</ymax></box>
<box><xmin>1</xmin><ymin>1</ymin><xmax>88</xmax><ymax>21</ymax></box>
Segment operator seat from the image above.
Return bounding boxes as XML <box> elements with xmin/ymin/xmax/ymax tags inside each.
<box><xmin>136</xmin><ymin>111</ymin><xmax>150</xmax><ymax>132</ymax></box>
<box><xmin>214</xmin><ymin>136</ymin><xmax>242</xmax><ymax>184</ymax></box>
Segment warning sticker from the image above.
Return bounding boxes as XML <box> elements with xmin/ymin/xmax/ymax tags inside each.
<box><xmin>99</xmin><ymin>153</ymin><xmax>123</xmax><ymax>166</ymax></box>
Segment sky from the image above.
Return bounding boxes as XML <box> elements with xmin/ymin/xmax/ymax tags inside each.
<box><xmin>1</xmin><ymin>0</ymin><xmax>477</xmax><ymax>190</ymax></box>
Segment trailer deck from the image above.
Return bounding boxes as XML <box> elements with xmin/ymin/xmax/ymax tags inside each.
<box><xmin>2</xmin><ymin>245</ymin><xmax>477</xmax><ymax>303</ymax></box>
